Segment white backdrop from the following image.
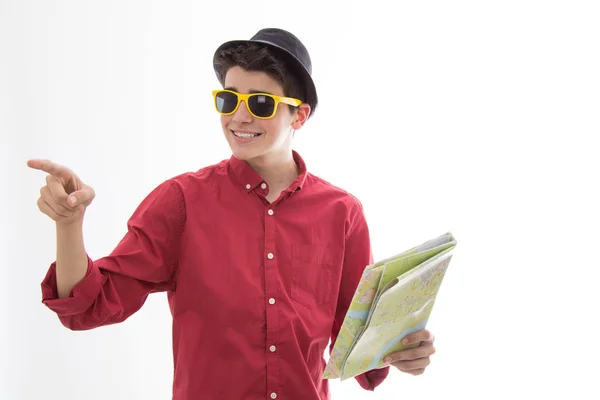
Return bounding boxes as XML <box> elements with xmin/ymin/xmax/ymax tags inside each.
<box><xmin>1</xmin><ymin>1</ymin><xmax>599</xmax><ymax>399</ymax></box>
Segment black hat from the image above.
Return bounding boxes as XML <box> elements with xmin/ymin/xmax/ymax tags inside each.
<box><xmin>213</xmin><ymin>28</ymin><xmax>318</xmax><ymax>115</ymax></box>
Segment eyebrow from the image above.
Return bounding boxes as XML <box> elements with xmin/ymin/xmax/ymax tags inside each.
<box><xmin>224</xmin><ymin>86</ymin><xmax>274</xmax><ymax>95</ymax></box>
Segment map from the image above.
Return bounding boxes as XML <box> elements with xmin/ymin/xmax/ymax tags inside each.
<box><xmin>323</xmin><ymin>232</ymin><xmax>457</xmax><ymax>380</ymax></box>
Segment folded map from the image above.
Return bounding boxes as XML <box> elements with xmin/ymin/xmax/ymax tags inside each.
<box><xmin>323</xmin><ymin>232</ymin><xmax>457</xmax><ymax>380</ymax></box>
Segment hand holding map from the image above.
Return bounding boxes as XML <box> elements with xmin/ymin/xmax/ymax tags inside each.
<box><xmin>323</xmin><ymin>232</ymin><xmax>457</xmax><ymax>381</ymax></box>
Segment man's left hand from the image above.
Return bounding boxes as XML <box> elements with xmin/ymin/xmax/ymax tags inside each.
<box><xmin>383</xmin><ymin>329</ymin><xmax>435</xmax><ymax>376</ymax></box>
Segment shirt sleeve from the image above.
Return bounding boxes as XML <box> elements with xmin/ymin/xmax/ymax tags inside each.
<box><xmin>41</xmin><ymin>179</ymin><xmax>185</xmax><ymax>330</ymax></box>
<box><xmin>329</xmin><ymin>201</ymin><xmax>390</xmax><ymax>391</ymax></box>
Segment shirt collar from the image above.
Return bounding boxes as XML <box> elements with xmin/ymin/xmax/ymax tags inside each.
<box><xmin>228</xmin><ymin>150</ymin><xmax>308</xmax><ymax>193</ymax></box>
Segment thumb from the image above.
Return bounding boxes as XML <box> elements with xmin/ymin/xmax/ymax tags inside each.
<box><xmin>67</xmin><ymin>194</ymin><xmax>78</xmax><ymax>207</ymax></box>
<box><xmin>68</xmin><ymin>187</ymin><xmax>95</xmax><ymax>207</ymax></box>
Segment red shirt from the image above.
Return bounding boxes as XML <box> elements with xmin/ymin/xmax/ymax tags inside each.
<box><xmin>41</xmin><ymin>150</ymin><xmax>389</xmax><ymax>399</ymax></box>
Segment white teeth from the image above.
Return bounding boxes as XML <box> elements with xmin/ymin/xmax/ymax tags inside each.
<box><xmin>233</xmin><ymin>131</ymin><xmax>260</xmax><ymax>138</ymax></box>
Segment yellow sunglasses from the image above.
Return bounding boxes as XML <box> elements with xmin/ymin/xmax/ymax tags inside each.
<box><xmin>212</xmin><ymin>89</ymin><xmax>302</xmax><ymax>119</ymax></box>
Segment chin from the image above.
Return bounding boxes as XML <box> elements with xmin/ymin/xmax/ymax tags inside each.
<box><xmin>231</xmin><ymin>150</ymin><xmax>252</xmax><ymax>161</ymax></box>
<box><xmin>229</xmin><ymin>145</ymin><xmax>261</xmax><ymax>161</ymax></box>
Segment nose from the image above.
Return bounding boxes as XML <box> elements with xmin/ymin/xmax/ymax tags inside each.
<box><xmin>232</xmin><ymin>100</ymin><xmax>253</xmax><ymax>123</ymax></box>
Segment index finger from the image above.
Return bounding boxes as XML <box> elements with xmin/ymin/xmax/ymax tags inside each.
<box><xmin>27</xmin><ymin>159</ymin><xmax>74</xmax><ymax>181</ymax></box>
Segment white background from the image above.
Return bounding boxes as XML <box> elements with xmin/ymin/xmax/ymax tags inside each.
<box><xmin>1</xmin><ymin>1</ymin><xmax>599</xmax><ymax>399</ymax></box>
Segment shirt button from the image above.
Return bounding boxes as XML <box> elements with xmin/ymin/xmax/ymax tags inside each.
<box><xmin>267</xmin><ymin>209</ymin><xmax>274</xmax><ymax>216</ymax></box>
<box><xmin>261</xmin><ymin>182</ymin><xmax>267</xmax><ymax>189</ymax></box>
<box><xmin>267</xmin><ymin>253</ymin><xmax>274</xmax><ymax>259</ymax></box>
<box><xmin>270</xmin><ymin>393</ymin><xmax>277</xmax><ymax>399</ymax></box>
<box><xmin>245</xmin><ymin>184</ymin><xmax>251</xmax><ymax>189</ymax></box>
<box><xmin>269</xmin><ymin>345</ymin><xmax>276</xmax><ymax>352</ymax></box>
<box><xmin>268</xmin><ymin>298</ymin><xmax>275</xmax><ymax>305</ymax></box>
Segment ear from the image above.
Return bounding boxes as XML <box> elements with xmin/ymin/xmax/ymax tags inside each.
<box><xmin>291</xmin><ymin>103</ymin><xmax>311</xmax><ymax>130</ymax></box>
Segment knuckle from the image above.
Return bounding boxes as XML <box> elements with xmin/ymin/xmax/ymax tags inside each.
<box><xmin>40</xmin><ymin>186</ymin><xmax>50</xmax><ymax>199</ymax></box>
<box><xmin>37</xmin><ymin>199</ymin><xmax>54</xmax><ymax>220</ymax></box>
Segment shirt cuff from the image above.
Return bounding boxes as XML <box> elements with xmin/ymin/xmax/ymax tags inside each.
<box><xmin>355</xmin><ymin>366</ymin><xmax>390</xmax><ymax>391</ymax></box>
<box><xmin>41</xmin><ymin>256</ymin><xmax>105</xmax><ymax>317</ymax></box>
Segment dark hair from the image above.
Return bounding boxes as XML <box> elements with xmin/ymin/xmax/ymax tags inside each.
<box><xmin>214</xmin><ymin>43</ymin><xmax>306</xmax><ymax>113</ymax></box>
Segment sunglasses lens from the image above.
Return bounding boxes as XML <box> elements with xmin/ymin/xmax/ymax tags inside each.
<box><xmin>215</xmin><ymin>91</ymin><xmax>238</xmax><ymax>114</ymax></box>
<box><xmin>248</xmin><ymin>94</ymin><xmax>275</xmax><ymax>118</ymax></box>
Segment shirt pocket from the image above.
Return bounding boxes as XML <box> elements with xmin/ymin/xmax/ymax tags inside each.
<box><xmin>290</xmin><ymin>243</ymin><xmax>334</xmax><ymax>308</ymax></box>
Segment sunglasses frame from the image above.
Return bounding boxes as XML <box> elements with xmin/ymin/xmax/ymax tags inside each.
<box><xmin>212</xmin><ymin>89</ymin><xmax>302</xmax><ymax>119</ymax></box>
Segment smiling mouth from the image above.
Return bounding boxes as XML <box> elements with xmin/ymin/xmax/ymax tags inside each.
<box><xmin>231</xmin><ymin>130</ymin><xmax>262</xmax><ymax>139</ymax></box>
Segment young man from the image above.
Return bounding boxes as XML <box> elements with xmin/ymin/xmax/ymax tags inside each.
<box><xmin>28</xmin><ymin>28</ymin><xmax>436</xmax><ymax>399</ymax></box>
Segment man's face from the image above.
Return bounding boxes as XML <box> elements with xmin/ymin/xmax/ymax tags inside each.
<box><xmin>220</xmin><ymin>66</ymin><xmax>304</xmax><ymax>163</ymax></box>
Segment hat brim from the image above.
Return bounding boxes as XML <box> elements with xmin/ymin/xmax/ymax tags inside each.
<box><xmin>213</xmin><ymin>39</ymin><xmax>318</xmax><ymax>114</ymax></box>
